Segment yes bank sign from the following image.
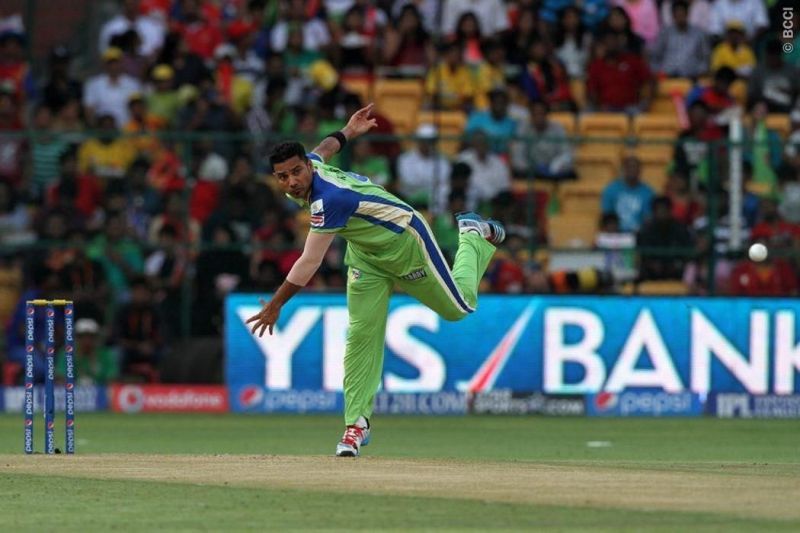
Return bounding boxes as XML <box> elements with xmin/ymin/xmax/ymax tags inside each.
<box><xmin>225</xmin><ymin>294</ymin><xmax>800</xmax><ymax>394</ymax></box>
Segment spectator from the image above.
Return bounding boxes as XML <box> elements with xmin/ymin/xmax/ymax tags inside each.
<box><xmin>82</xmin><ymin>47</ymin><xmax>142</xmax><ymax>128</ymax></box>
<box><xmin>57</xmin><ymin>318</ymin><xmax>118</xmax><ymax>386</ymax></box>
<box><xmin>673</xmin><ymin>100</ymin><xmax>723</xmax><ymax>185</ymax></box>
<box><xmin>660</xmin><ymin>0</ymin><xmax>712</xmax><ymax>34</ymax></box>
<box><xmin>504</xmin><ymin>8</ymin><xmax>538</xmax><ymax>65</ymax></box>
<box><xmin>637</xmin><ymin>196</ymin><xmax>693</xmax><ymax>280</ymax></box>
<box><xmin>115</xmin><ymin>276</ymin><xmax>163</xmax><ymax>382</ymax></box>
<box><xmin>747</xmin><ymin>39</ymin><xmax>800</xmax><ymax>114</ymax></box>
<box><xmin>0</xmin><ymin>180</ymin><xmax>34</xmax><ymax>245</ymax></box>
<box><xmin>474</xmin><ymin>39</ymin><xmax>507</xmax><ymax>109</ymax></box>
<box><xmin>61</xmin><ymin>229</ymin><xmax>110</xmax><ymax>308</ymax></box>
<box><xmin>0</xmin><ymin>30</ymin><xmax>30</xmax><ymax>100</ymax></box>
<box><xmin>519</xmin><ymin>37</ymin><xmax>574</xmax><ymax>111</ymax></box>
<box><xmin>224</xmin><ymin>154</ymin><xmax>278</xmax><ymax>215</ymax></box>
<box><xmin>600</xmin><ymin>6</ymin><xmax>645</xmax><ymax>54</ymax></box>
<box><xmin>729</xmin><ymin>240</ymin><xmax>797</xmax><ymax>296</ymax></box>
<box><xmin>441</xmin><ymin>0</ymin><xmax>510</xmax><ymax>37</ymax></box>
<box><xmin>554</xmin><ymin>6</ymin><xmax>592</xmax><ymax>79</ymax></box>
<box><xmin>456</xmin><ymin>130</ymin><xmax>512</xmax><ymax>208</ymax></box>
<box><xmin>750</xmin><ymin>197</ymin><xmax>800</xmax><ymax>251</ymax></box>
<box><xmin>112</xmin><ymin>29</ymin><xmax>149</xmax><ymax>80</ymax></box>
<box><xmin>48</xmin><ymin>148</ymin><xmax>103</xmax><ymax>221</ymax></box>
<box><xmin>778</xmin><ymin>164</ymin><xmax>800</xmax><ymax>224</ymax></box>
<box><xmin>99</xmin><ymin>0</ymin><xmax>165</xmax><ymax>57</ymax></box>
<box><xmin>41</xmin><ymin>46</ymin><xmax>83</xmax><ymax>114</ymax></box>
<box><xmin>601</xmin><ymin>154</ymin><xmax>655</xmax><ymax>232</ymax></box>
<box><xmin>648</xmin><ymin>0</ymin><xmax>709</xmax><ymax>78</ymax></box>
<box><xmin>271</xmin><ymin>0</ymin><xmax>331</xmax><ymax>55</ymax></box>
<box><xmin>177</xmin><ymin>91</ymin><xmax>237</xmax><ymax>158</ymax></box>
<box><xmin>228</xmin><ymin>20</ymin><xmax>265</xmax><ymax>83</ymax></box>
<box><xmin>746</xmin><ymin>100</ymin><xmax>783</xmax><ymax>193</ymax></box>
<box><xmin>708</xmin><ymin>0</ymin><xmax>768</xmax><ymax>40</ymax></box>
<box><xmin>710</xmin><ymin>20</ymin><xmax>756</xmax><ymax>78</ymax></box>
<box><xmin>87</xmin><ymin>211</ymin><xmax>144</xmax><ymax>299</ymax></box>
<box><xmin>145</xmin><ymin>224</ymin><xmax>188</xmax><ymax>336</ymax></box>
<box><xmin>540</xmin><ymin>0</ymin><xmax>608</xmax><ymax>31</ymax></box>
<box><xmin>77</xmin><ymin>114</ymin><xmax>137</xmax><ymax>182</ymax></box>
<box><xmin>512</xmin><ymin>99</ymin><xmax>575</xmax><ymax>180</ymax></box>
<box><xmin>148</xmin><ymin>191</ymin><xmax>201</xmax><ymax>246</ymax></box>
<box><xmin>613</xmin><ymin>0</ymin><xmax>660</xmax><ymax>46</ymax></box>
<box><xmin>155</xmin><ymin>31</ymin><xmax>211</xmax><ymax>88</ymax></box>
<box><xmin>171</xmin><ymin>0</ymin><xmax>224</xmax><ymax>60</ymax></box>
<box><xmin>331</xmin><ymin>6</ymin><xmax>375</xmax><ymax>73</ymax></box>
<box><xmin>0</xmin><ymin>84</ymin><xmax>25</xmax><ymax>186</ymax></box>
<box><xmin>123</xmin><ymin>93</ymin><xmax>161</xmax><ymax>156</ymax></box>
<box><xmin>466</xmin><ymin>88</ymin><xmax>517</xmax><ymax>155</ymax></box>
<box><xmin>189</xmin><ymin>151</ymin><xmax>228</xmax><ymax>224</ymax></box>
<box><xmin>664</xmin><ymin>170</ymin><xmax>701</xmax><ymax>225</ymax></box>
<box><xmin>424</xmin><ymin>41</ymin><xmax>476</xmax><ymax>110</ymax></box>
<box><xmin>30</xmin><ymin>105</ymin><xmax>72</xmax><ymax>197</ymax></box>
<box><xmin>396</xmin><ymin>123</ymin><xmax>451</xmax><ymax>209</ymax></box>
<box><xmin>350</xmin><ymin>138</ymin><xmax>391</xmax><ymax>187</ymax></box>
<box><xmin>146</xmin><ymin>64</ymin><xmax>182</xmax><ymax>128</ymax></box>
<box><xmin>685</xmin><ymin>67</ymin><xmax>738</xmax><ymax>121</ymax></box>
<box><xmin>382</xmin><ymin>4</ymin><xmax>433</xmax><ymax>70</ymax></box>
<box><xmin>453</xmin><ymin>12</ymin><xmax>484</xmax><ymax>65</ymax></box>
<box><xmin>587</xmin><ymin>31</ymin><xmax>654</xmax><ymax>113</ymax></box>
<box><xmin>203</xmin><ymin>186</ymin><xmax>258</xmax><ymax>243</ymax></box>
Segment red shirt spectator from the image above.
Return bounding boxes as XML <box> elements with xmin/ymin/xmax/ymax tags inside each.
<box><xmin>729</xmin><ymin>259</ymin><xmax>798</xmax><ymax>296</ymax></box>
<box><xmin>587</xmin><ymin>32</ymin><xmax>652</xmax><ymax>111</ymax></box>
<box><xmin>47</xmin><ymin>174</ymin><xmax>102</xmax><ymax>219</ymax></box>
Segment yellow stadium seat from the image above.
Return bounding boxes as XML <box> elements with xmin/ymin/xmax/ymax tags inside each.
<box><xmin>635</xmin><ymin>280</ymin><xmax>689</xmax><ymax>295</ymax></box>
<box><xmin>634</xmin><ymin>113</ymin><xmax>680</xmax><ymax>140</ymax></box>
<box><xmin>548</xmin><ymin>213</ymin><xmax>598</xmax><ymax>248</ymax></box>
<box><xmin>634</xmin><ymin>147</ymin><xmax>672</xmax><ymax>192</ymax></box>
<box><xmin>549</xmin><ymin>112</ymin><xmax>577</xmax><ymax>135</ymax></box>
<box><xmin>575</xmin><ymin>145</ymin><xmax>623</xmax><ymax>183</ymax></box>
<box><xmin>374</xmin><ymin>79</ymin><xmax>424</xmax><ymax>134</ymax></box>
<box><xmin>559</xmin><ymin>182</ymin><xmax>603</xmax><ymax>217</ymax></box>
<box><xmin>578</xmin><ymin>113</ymin><xmax>631</xmax><ymax>139</ymax></box>
<box><xmin>766</xmin><ymin>114</ymin><xmax>791</xmax><ymax>139</ymax></box>
<box><xmin>417</xmin><ymin>110</ymin><xmax>467</xmax><ymax>156</ymax></box>
<box><xmin>341</xmin><ymin>77</ymin><xmax>373</xmax><ymax>105</ymax></box>
<box><xmin>652</xmin><ymin>78</ymin><xmax>692</xmax><ymax>114</ymax></box>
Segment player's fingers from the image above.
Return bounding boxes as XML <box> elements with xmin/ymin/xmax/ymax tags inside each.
<box><xmin>269</xmin><ymin>323</ymin><xmax>274</xmax><ymax>335</ymax></box>
<box><xmin>260</xmin><ymin>323</ymin><xmax>268</xmax><ymax>337</ymax></box>
<box><xmin>250</xmin><ymin>321</ymin><xmax>260</xmax><ymax>334</ymax></box>
<box><xmin>359</xmin><ymin>103</ymin><xmax>374</xmax><ymax>116</ymax></box>
<box><xmin>245</xmin><ymin>314</ymin><xmax>259</xmax><ymax>323</ymax></box>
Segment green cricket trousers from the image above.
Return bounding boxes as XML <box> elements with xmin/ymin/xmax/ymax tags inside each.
<box><xmin>342</xmin><ymin>213</ymin><xmax>496</xmax><ymax>424</ymax></box>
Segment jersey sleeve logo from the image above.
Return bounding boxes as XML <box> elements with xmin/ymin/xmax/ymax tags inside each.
<box><xmin>310</xmin><ymin>199</ymin><xmax>325</xmax><ymax>227</ymax></box>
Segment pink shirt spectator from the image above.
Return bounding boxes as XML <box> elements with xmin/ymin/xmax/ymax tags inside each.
<box><xmin>614</xmin><ymin>0</ymin><xmax>660</xmax><ymax>45</ymax></box>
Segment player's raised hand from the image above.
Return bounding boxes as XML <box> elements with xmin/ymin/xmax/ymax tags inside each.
<box><xmin>246</xmin><ymin>298</ymin><xmax>281</xmax><ymax>337</ymax></box>
<box><xmin>343</xmin><ymin>103</ymin><xmax>378</xmax><ymax>138</ymax></box>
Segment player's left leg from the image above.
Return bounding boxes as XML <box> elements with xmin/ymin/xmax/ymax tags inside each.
<box><xmin>399</xmin><ymin>213</ymin><xmax>498</xmax><ymax>321</ymax></box>
<box><xmin>337</xmin><ymin>265</ymin><xmax>393</xmax><ymax>457</ymax></box>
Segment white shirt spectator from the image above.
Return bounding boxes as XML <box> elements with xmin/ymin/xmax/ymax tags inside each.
<box><xmin>270</xmin><ymin>20</ymin><xmax>331</xmax><ymax>52</ymax></box>
<box><xmin>83</xmin><ymin>74</ymin><xmax>142</xmax><ymax>127</ymax></box>
<box><xmin>457</xmin><ymin>148</ymin><xmax>511</xmax><ymax>203</ymax></box>
<box><xmin>396</xmin><ymin>148</ymin><xmax>451</xmax><ymax>206</ymax></box>
<box><xmin>99</xmin><ymin>14</ymin><xmax>166</xmax><ymax>56</ymax></box>
<box><xmin>708</xmin><ymin>0</ymin><xmax>768</xmax><ymax>38</ymax></box>
<box><xmin>442</xmin><ymin>0</ymin><xmax>510</xmax><ymax>36</ymax></box>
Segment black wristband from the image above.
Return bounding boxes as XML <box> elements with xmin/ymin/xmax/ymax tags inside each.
<box><xmin>325</xmin><ymin>131</ymin><xmax>347</xmax><ymax>152</ymax></box>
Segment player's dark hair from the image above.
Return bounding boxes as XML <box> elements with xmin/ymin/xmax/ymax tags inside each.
<box><xmin>269</xmin><ymin>142</ymin><xmax>307</xmax><ymax>168</ymax></box>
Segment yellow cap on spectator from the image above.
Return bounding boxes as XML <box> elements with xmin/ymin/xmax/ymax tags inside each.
<box><xmin>103</xmin><ymin>47</ymin><xmax>123</xmax><ymax>62</ymax></box>
<box><xmin>152</xmin><ymin>64</ymin><xmax>174</xmax><ymax>81</ymax></box>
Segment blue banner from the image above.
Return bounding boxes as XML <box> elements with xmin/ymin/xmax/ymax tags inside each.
<box><xmin>707</xmin><ymin>393</ymin><xmax>800</xmax><ymax>418</ymax></box>
<box><xmin>226</xmin><ymin>294</ymin><xmax>800</xmax><ymax>396</ymax></box>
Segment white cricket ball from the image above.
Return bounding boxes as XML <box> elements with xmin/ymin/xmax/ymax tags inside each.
<box><xmin>748</xmin><ymin>243</ymin><xmax>768</xmax><ymax>262</ymax></box>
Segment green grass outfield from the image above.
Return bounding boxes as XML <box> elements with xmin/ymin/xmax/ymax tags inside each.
<box><xmin>1</xmin><ymin>414</ymin><xmax>799</xmax><ymax>531</ymax></box>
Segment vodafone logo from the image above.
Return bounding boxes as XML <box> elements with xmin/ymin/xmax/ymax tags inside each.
<box><xmin>118</xmin><ymin>385</ymin><xmax>146</xmax><ymax>413</ymax></box>
<box><xmin>595</xmin><ymin>392</ymin><xmax>618</xmax><ymax>411</ymax></box>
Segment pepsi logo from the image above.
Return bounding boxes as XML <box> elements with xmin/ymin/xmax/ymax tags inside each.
<box><xmin>47</xmin><ymin>310</ymin><xmax>54</xmax><ymax>317</ymax></box>
<box><xmin>595</xmin><ymin>392</ymin><xmax>619</xmax><ymax>411</ymax></box>
<box><xmin>238</xmin><ymin>386</ymin><xmax>264</xmax><ymax>408</ymax></box>
<box><xmin>25</xmin><ymin>383</ymin><xmax>33</xmax><ymax>389</ymax></box>
<box><xmin>66</xmin><ymin>346</ymin><xmax>73</xmax><ymax>352</ymax></box>
<box><xmin>66</xmin><ymin>383</ymin><xmax>74</xmax><ymax>390</ymax></box>
<box><xmin>67</xmin><ymin>420</ymin><xmax>74</xmax><ymax>427</ymax></box>
<box><xmin>26</xmin><ymin>345</ymin><xmax>33</xmax><ymax>352</ymax></box>
<box><xmin>47</xmin><ymin>347</ymin><xmax>54</xmax><ymax>354</ymax></box>
<box><xmin>27</xmin><ymin>307</ymin><xmax>34</xmax><ymax>315</ymax></box>
<box><xmin>25</xmin><ymin>419</ymin><xmax>33</xmax><ymax>426</ymax></box>
<box><xmin>65</xmin><ymin>308</ymin><xmax>72</xmax><ymax>315</ymax></box>
<box><xmin>47</xmin><ymin>422</ymin><xmax>54</xmax><ymax>429</ymax></box>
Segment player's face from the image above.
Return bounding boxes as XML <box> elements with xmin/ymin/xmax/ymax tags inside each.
<box><xmin>273</xmin><ymin>156</ymin><xmax>313</xmax><ymax>199</ymax></box>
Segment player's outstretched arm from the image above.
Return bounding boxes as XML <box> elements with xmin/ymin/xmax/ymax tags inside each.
<box><xmin>311</xmin><ymin>103</ymin><xmax>378</xmax><ymax>163</ymax></box>
<box><xmin>246</xmin><ymin>231</ymin><xmax>336</xmax><ymax>336</ymax></box>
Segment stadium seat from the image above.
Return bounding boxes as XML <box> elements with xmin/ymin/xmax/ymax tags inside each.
<box><xmin>374</xmin><ymin>79</ymin><xmax>424</xmax><ymax>135</ymax></box>
<box><xmin>548</xmin><ymin>213</ymin><xmax>598</xmax><ymax>248</ymax></box>
<box><xmin>0</xmin><ymin>264</ymin><xmax>22</xmax><ymax>326</ymax></box>
<box><xmin>766</xmin><ymin>114</ymin><xmax>791</xmax><ymax>139</ymax></box>
<box><xmin>417</xmin><ymin>110</ymin><xmax>467</xmax><ymax>156</ymax></box>
<box><xmin>651</xmin><ymin>78</ymin><xmax>692</xmax><ymax>114</ymax></box>
<box><xmin>633</xmin><ymin>146</ymin><xmax>672</xmax><ymax>192</ymax></box>
<box><xmin>549</xmin><ymin>112</ymin><xmax>577</xmax><ymax>135</ymax></box>
<box><xmin>341</xmin><ymin>77</ymin><xmax>374</xmax><ymax>105</ymax></box>
<box><xmin>633</xmin><ymin>113</ymin><xmax>680</xmax><ymax>141</ymax></box>
<box><xmin>575</xmin><ymin>145</ymin><xmax>623</xmax><ymax>184</ymax></box>
<box><xmin>578</xmin><ymin>113</ymin><xmax>631</xmax><ymax>140</ymax></box>
<box><xmin>634</xmin><ymin>280</ymin><xmax>689</xmax><ymax>295</ymax></box>
<box><xmin>559</xmin><ymin>182</ymin><xmax>603</xmax><ymax>217</ymax></box>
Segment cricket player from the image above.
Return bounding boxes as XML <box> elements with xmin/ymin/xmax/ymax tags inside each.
<box><xmin>246</xmin><ymin>104</ymin><xmax>505</xmax><ymax>456</ymax></box>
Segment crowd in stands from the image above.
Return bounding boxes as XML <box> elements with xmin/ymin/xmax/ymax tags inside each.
<box><xmin>1</xmin><ymin>0</ymin><xmax>799</xmax><ymax>383</ymax></box>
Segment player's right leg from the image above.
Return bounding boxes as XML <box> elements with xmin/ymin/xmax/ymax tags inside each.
<box><xmin>337</xmin><ymin>265</ymin><xmax>393</xmax><ymax>457</ymax></box>
<box><xmin>399</xmin><ymin>212</ymin><xmax>501</xmax><ymax>321</ymax></box>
